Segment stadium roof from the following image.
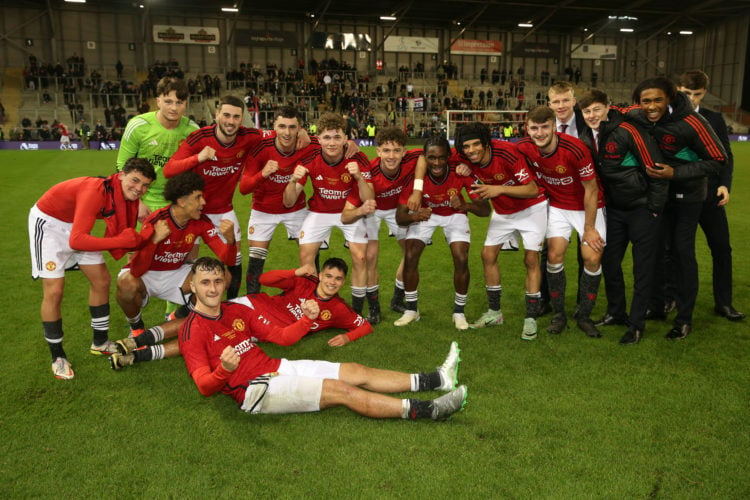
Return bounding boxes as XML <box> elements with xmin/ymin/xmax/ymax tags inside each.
<box><xmin>19</xmin><ymin>0</ymin><xmax>750</xmax><ymax>36</ymax></box>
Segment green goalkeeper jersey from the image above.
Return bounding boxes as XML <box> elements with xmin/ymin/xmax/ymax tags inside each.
<box><xmin>117</xmin><ymin>112</ymin><xmax>199</xmax><ymax>210</ymax></box>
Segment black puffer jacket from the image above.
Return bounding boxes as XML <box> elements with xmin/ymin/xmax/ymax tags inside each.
<box><xmin>625</xmin><ymin>92</ymin><xmax>727</xmax><ymax>204</ymax></box>
<box><xmin>581</xmin><ymin>110</ymin><xmax>669</xmax><ymax>213</ymax></box>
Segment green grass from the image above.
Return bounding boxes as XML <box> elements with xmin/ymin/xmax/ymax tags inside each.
<box><xmin>1</xmin><ymin>146</ymin><xmax>749</xmax><ymax>498</ymax></box>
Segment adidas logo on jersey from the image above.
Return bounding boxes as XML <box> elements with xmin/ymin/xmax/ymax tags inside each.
<box><xmin>315</xmin><ymin>175</ymin><xmax>324</xmax><ymax>180</ymax></box>
<box><xmin>149</xmin><ymin>140</ymin><xmax>159</xmax><ymax>146</ymax></box>
<box><xmin>214</xmin><ymin>335</ymin><xmax>221</xmax><ymax>341</ymax></box>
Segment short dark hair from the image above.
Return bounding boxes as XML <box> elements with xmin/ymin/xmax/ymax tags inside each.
<box><xmin>275</xmin><ymin>105</ymin><xmax>300</xmax><ymax>122</ymax></box>
<box><xmin>156</xmin><ymin>77</ymin><xmax>188</xmax><ymax>101</ymax></box>
<box><xmin>322</xmin><ymin>257</ymin><xmax>348</xmax><ymax>276</ymax></box>
<box><xmin>191</xmin><ymin>256</ymin><xmax>225</xmax><ymax>275</ymax></box>
<box><xmin>376</xmin><ymin>127</ymin><xmax>407</xmax><ymax>147</ymax></box>
<box><xmin>455</xmin><ymin>122</ymin><xmax>490</xmax><ymax>150</ymax></box>
<box><xmin>163</xmin><ymin>171</ymin><xmax>204</xmax><ymax>204</ymax></box>
<box><xmin>121</xmin><ymin>157</ymin><xmax>156</xmax><ymax>181</ymax></box>
<box><xmin>526</xmin><ymin>105</ymin><xmax>555</xmax><ymax>124</ymax></box>
<box><xmin>678</xmin><ymin>70</ymin><xmax>709</xmax><ymax>90</ymax></box>
<box><xmin>632</xmin><ymin>77</ymin><xmax>678</xmax><ymax>104</ymax></box>
<box><xmin>423</xmin><ymin>134</ymin><xmax>451</xmax><ymax>153</ymax></box>
<box><xmin>218</xmin><ymin>95</ymin><xmax>245</xmax><ymax>111</ymax></box>
<box><xmin>577</xmin><ymin>89</ymin><xmax>609</xmax><ymax>110</ymax></box>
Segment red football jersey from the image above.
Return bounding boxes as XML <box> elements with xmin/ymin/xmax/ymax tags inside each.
<box><xmin>125</xmin><ymin>206</ymin><xmax>236</xmax><ymax>277</ymax></box>
<box><xmin>516</xmin><ymin>134</ymin><xmax>604</xmax><ymax>210</ymax></box>
<box><xmin>164</xmin><ymin>125</ymin><xmax>270</xmax><ymax>214</ymax></box>
<box><xmin>298</xmin><ymin>150</ymin><xmax>372</xmax><ymax>213</ymax></box>
<box><xmin>247</xmin><ymin>269</ymin><xmax>372</xmax><ymax>342</ymax></box>
<box><xmin>179</xmin><ymin>302</ymin><xmax>288</xmax><ymax>405</ymax></box>
<box><xmin>399</xmin><ymin>166</ymin><xmax>480</xmax><ymax>217</ymax></box>
<box><xmin>240</xmin><ymin>136</ymin><xmax>320</xmax><ymax>214</ymax></box>
<box><xmin>366</xmin><ymin>149</ymin><xmax>422</xmax><ymax>210</ymax></box>
<box><xmin>458</xmin><ymin>139</ymin><xmax>546</xmax><ymax>214</ymax></box>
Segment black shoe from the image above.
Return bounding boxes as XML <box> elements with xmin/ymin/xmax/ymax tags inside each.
<box><xmin>367</xmin><ymin>310</ymin><xmax>381</xmax><ymax>325</ymax></box>
<box><xmin>664</xmin><ymin>300</ymin><xmax>677</xmax><ymax>314</ymax></box>
<box><xmin>715</xmin><ymin>305</ymin><xmax>746</xmax><ymax>322</ymax></box>
<box><xmin>577</xmin><ymin>318</ymin><xmax>602</xmax><ymax>338</ymax></box>
<box><xmin>539</xmin><ymin>301</ymin><xmax>553</xmax><ymax>317</ymax></box>
<box><xmin>390</xmin><ymin>297</ymin><xmax>406</xmax><ymax>313</ymax></box>
<box><xmin>645</xmin><ymin>308</ymin><xmax>667</xmax><ymax>321</ymax></box>
<box><xmin>547</xmin><ymin>313</ymin><xmax>567</xmax><ymax>334</ymax></box>
<box><xmin>666</xmin><ymin>324</ymin><xmax>691</xmax><ymax>340</ymax></box>
<box><xmin>619</xmin><ymin>328</ymin><xmax>642</xmax><ymax>345</ymax></box>
<box><xmin>595</xmin><ymin>313</ymin><xmax>627</xmax><ymax>327</ymax></box>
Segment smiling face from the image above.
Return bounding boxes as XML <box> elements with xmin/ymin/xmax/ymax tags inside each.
<box><xmin>318</xmin><ymin>127</ymin><xmax>347</xmax><ymax>163</ymax></box>
<box><xmin>581</xmin><ymin>102</ymin><xmax>609</xmax><ymax>131</ymax></box>
<box><xmin>376</xmin><ymin>141</ymin><xmax>406</xmax><ymax>172</ymax></box>
<box><xmin>424</xmin><ymin>144</ymin><xmax>449</xmax><ymax>179</ymax></box>
<box><xmin>274</xmin><ymin>116</ymin><xmax>300</xmax><ymax>153</ymax></box>
<box><xmin>190</xmin><ymin>266</ymin><xmax>226</xmax><ymax>313</ymax></box>
<box><xmin>119</xmin><ymin>171</ymin><xmax>152</xmax><ymax>201</ymax></box>
<box><xmin>316</xmin><ymin>265</ymin><xmax>346</xmax><ymax>299</ymax></box>
<box><xmin>155</xmin><ymin>90</ymin><xmax>187</xmax><ymax>127</ymax></box>
<box><xmin>526</xmin><ymin>119</ymin><xmax>556</xmax><ymax>153</ymax></box>
<box><xmin>548</xmin><ymin>89</ymin><xmax>576</xmax><ymax>123</ymax></box>
<box><xmin>215</xmin><ymin>104</ymin><xmax>243</xmax><ymax>143</ymax></box>
<box><xmin>460</xmin><ymin>138</ymin><xmax>490</xmax><ymax>165</ymax></box>
<box><xmin>639</xmin><ymin>88</ymin><xmax>670</xmax><ymax>123</ymax></box>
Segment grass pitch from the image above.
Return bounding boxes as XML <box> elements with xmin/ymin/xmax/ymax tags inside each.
<box><xmin>0</xmin><ymin>145</ymin><xmax>748</xmax><ymax>497</ymax></box>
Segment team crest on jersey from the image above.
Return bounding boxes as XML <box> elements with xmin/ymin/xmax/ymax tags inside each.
<box><xmin>555</xmin><ymin>165</ymin><xmax>567</xmax><ymax>174</ymax></box>
<box><xmin>299</xmin><ymin>230</ymin><xmax>305</xmax><ymax>239</ymax></box>
<box><xmin>605</xmin><ymin>141</ymin><xmax>617</xmax><ymax>153</ymax></box>
<box><xmin>341</xmin><ymin>173</ymin><xmax>352</xmax><ymax>183</ymax></box>
<box><xmin>494</xmin><ymin>173</ymin><xmax>505</xmax><ymax>182</ymax></box>
<box><xmin>237</xmin><ymin>151</ymin><xmax>245</xmax><ymax>159</ymax></box>
<box><xmin>662</xmin><ymin>134</ymin><xmax>676</xmax><ymax>145</ymax></box>
<box><xmin>185</xmin><ymin>233</ymin><xmax>195</xmax><ymax>245</ymax></box>
<box><xmin>320</xmin><ymin>309</ymin><xmax>332</xmax><ymax>321</ymax></box>
<box><xmin>447</xmin><ymin>188</ymin><xmax>459</xmax><ymax>197</ymax></box>
<box><xmin>46</xmin><ymin>261</ymin><xmax>56</xmax><ymax>271</ymax></box>
<box><xmin>232</xmin><ymin>318</ymin><xmax>246</xmax><ymax>331</ymax></box>
<box><xmin>248</xmin><ymin>226</ymin><xmax>255</xmax><ymax>235</ymax></box>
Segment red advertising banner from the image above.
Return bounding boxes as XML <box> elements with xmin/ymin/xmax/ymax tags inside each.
<box><xmin>450</xmin><ymin>39</ymin><xmax>502</xmax><ymax>56</ymax></box>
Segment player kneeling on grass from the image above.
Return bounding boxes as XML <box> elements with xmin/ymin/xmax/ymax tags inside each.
<box><xmin>108</xmin><ymin>257</ymin><xmax>373</xmax><ymax>369</ymax></box>
<box><xmin>29</xmin><ymin>158</ymin><xmax>156</xmax><ymax>380</ymax></box>
<box><xmin>115</xmin><ymin>171</ymin><xmax>238</xmax><ymax>340</ymax></box>
<box><xmin>394</xmin><ymin>135</ymin><xmax>491</xmax><ymax>330</ymax></box>
<box><xmin>179</xmin><ymin>257</ymin><xmax>467</xmax><ymax>420</ymax></box>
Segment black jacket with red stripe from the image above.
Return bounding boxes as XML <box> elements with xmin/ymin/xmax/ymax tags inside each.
<box><xmin>625</xmin><ymin>91</ymin><xmax>727</xmax><ymax>204</ymax></box>
<box><xmin>582</xmin><ymin>110</ymin><xmax>669</xmax><ymax>213</ymax></box>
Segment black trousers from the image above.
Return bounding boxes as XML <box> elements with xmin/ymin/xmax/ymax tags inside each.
<box><xmin>657</xmin><ymin>201</ymin><xmax>703</xmax><ymax>326</ymax></box>
<box><xmin>601</xmin><ymin>206</ymin><xmax>662</xmax><ymax>331</ymax></box>
<box><xmin>699</xmin><ymin>185</ymin><xmax>734</xmax><ymax>308</ymax></box>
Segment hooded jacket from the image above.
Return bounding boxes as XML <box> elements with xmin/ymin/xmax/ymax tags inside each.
<box><xmin>625</xmin><ymin>92</ymin><xmax>727</xmax><ymax>204</ymax></box>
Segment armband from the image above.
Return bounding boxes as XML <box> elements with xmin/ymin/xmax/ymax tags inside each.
<box><xmin>413</xmin><ymin>179</ymin><xmax>424</xmax><ymax>191</ymax></box>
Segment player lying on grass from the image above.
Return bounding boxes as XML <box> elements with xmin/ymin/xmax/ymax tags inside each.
<box><xmin>178</xmin><ymin>257</ymin><xmax>467</xmax><ymax>420</ymax></box>
<box><xmin>109</xmin><ymin>257</ymin><xmax>373</xmax><ymax>369</ymax></box>
<box><xmin>29</xmin><ymin>158</ymin><xmax>156</xmax><ymax>380</ymax></box>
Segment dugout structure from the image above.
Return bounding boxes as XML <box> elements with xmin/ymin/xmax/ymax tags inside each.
<box><xmin>445</xmin><ymin>109</ymin><xmax>527</xmax><ymax>143</ymax></box>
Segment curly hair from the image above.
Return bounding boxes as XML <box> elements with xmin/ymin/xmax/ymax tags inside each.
<box><xmin>163</xmin><ymin>171</ymin><xmax>205</xmax><ymax>204</ymax></box>
<box><xmin>632</xmin><ymin>77</ymin><xmax>678</xmax><ymax>105</ymax></box>
<box><xmin>376</xmin><ymin>127</ymin><xmax>407</xmax><ymax>147</ymax></box>
<box><xmin>317</xmin><ymin>112</ymin><xmax>347</xmax><ymax>134</ymax></box>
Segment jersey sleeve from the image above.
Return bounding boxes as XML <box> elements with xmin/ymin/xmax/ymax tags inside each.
<box><xmin>258</xmin><ymin>269</ymin><xmax>299</xmax><ymax>291</ymax></box>
<box><xmin>239</xmin><ymin>155</ymin><xmax>265</xmax><ymax>195</ymax></box>
<box><xmin>201</xmin><ymin>219</ymin><xmax>238</xmax><ymax>266</ymax></box>
<box><xmin>179</xmin><ymin>317</ymin><xmax>233</xmax><ymax>397</ymax></box>
<box><xmin>249</xmin><ymin>314</ymin><xmax>314</xmax><ymax>346</ymax></box>
<box><xmin>163</xmin><ymin>136</ymin><xmax>202</xmax><ymax>177</ymax></box>
<box><xmin>69</xmin><ymin>186</ymin><xmax>140</xmax><ymax>252</ymax></box>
